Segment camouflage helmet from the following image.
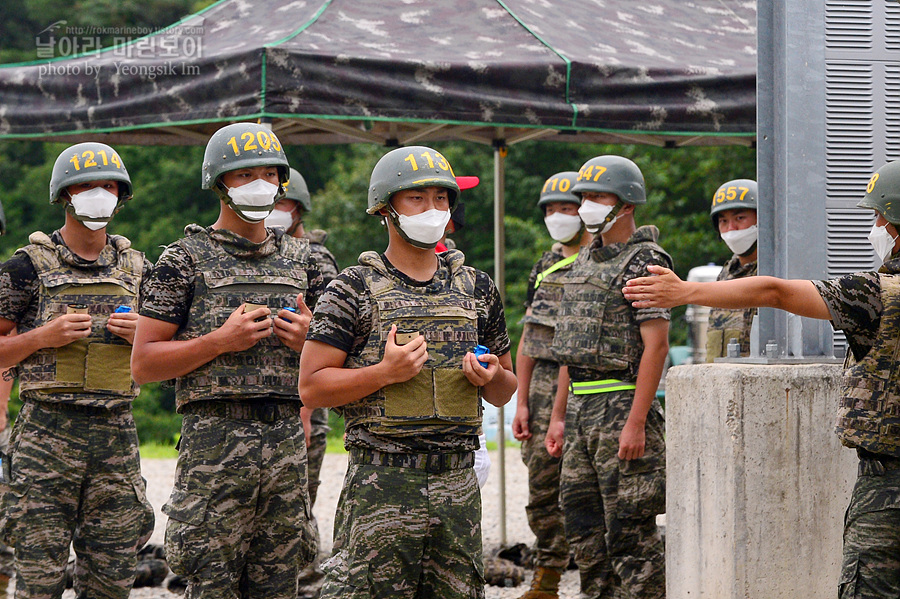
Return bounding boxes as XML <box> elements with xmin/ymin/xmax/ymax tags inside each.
<box><xmin>49</xmin><ymin>142</ymin><xmax>133</xmax><ymax>204</ymax></box>
<box><xmin>201</xmin><ymin>122</ymin><xmax>289</xmax><ymax>190</ymax></box>
<box><xmin>367</xmin><ymin>146</ymin><xmax>459</xmax><ymax>215</ymax></box>
<box><xmin>283</xmin><ymin>168</ymin><xmax>312</xmax><ymax>212</ymax></box>
<box><xmin>538</xmin><ymin>171</ymin><xmax>580</xmax><ymax>210</ymax></box>
<box><xmin>710</xmin><ymin>179</ymin><xmax>758</xmax><ymax>229</ymax></box>
<box><xmin>571</xmin><ymin>155</ymin><xmax>646</xmax><ymax>205</ymax></box>
<box><xmin>859</xmin><ymin>161</ymin><xmax>900</xmax><ymax>225</ymax></box>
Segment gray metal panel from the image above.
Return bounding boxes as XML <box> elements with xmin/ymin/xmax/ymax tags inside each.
<box><xmin>759</xmin><ymin>0</ymin><xmax>899</xmax><ymax>358</ymax></box>
<box><xmin>758</xmin><ymin>0</ymin><xmax>832</xmax><ymax>358</ymax></box>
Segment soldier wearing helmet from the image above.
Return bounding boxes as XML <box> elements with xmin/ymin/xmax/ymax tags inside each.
<box><xmin>545</xmin><ymin>155</ymin><xmax>670</xmax><ymax>599</ymax></box>
<box><xmin>300</xmin><ymin>146</ymin><xmax>517</xmax><ymax>599</ymax></box>
<box><xmin>706</xmin><ymin>179</ymin><xmax>759</xmax><ymax>361</ymax></box>
<box><xmin>131</xmin><ymin>122</ymin><xmax>324</xmax><ymax>598</ymax></box>
<box><xmin>511</xmin><ymin>170</ymin><xmax>591</xmax><ymax>599</ymax></box>
<box><xmin>265</xmin><ymin>167</ymin><xmax>338</xmax><ymax>599</ymax></box>
<box><xmin>0</xmin><ymin>142</ymin><xmax>155</xmax><ymax>598</ymax></box>
<box><xmin>623</xmin><ymin>160</ymin><xmax>900</xmax><ymax>597</ymax></box>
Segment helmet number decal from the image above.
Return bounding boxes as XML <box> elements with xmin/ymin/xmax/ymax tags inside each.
<box><xmin>403</xmin><ymin>150</ymin><xmax>455</xmax><ymax>176</ymax></box>
<box><xmin>577</xmin><ymin>165</ymin><xmax>607</xmax><ymax>182</ymax></box>
<box><xmin>868</xmin><ymin>173</ymin><xmax>879</xmax><ymax>193</ymax></box>
<box><xmin>542</xmin><ymin>175</ymin><xmax>571</xmax><ymax>193</ymax></box>
<box><xmin>225</xmin><ymin>131</ymin><xmax>282</xmax><ymax>156</ymax></box>
<box><xmin>68</xmin><ymin>149</ymin><xmax>123</xmax><ymax>171</ymax></box>
<box><xmin>713</xmin><ymin>186</ymin><xmax>750</xmax><ymax>205</ymax></box>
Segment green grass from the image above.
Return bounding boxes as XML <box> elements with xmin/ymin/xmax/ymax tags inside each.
<box><xmin>139</xmin><ymin>441</ymin><xmax>179</xmax><ymax>459</ymax></box>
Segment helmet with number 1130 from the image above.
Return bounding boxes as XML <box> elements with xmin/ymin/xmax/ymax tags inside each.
<box><xmin>367</xmin><ymin>146</ymin><xmax>459</xmax><ymax>215</ymax></box>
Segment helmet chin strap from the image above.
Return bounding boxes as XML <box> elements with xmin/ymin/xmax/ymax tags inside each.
<box><xmin>585</xmin><ymin>200</ymin><xmax>624</xmax><ymax>234</ymax></box>
<box><xmin>562</xmin><ymin>223</ymin><xmax>586</xmax><ymax>247</ymax></box>
<box><xmin>739</xmin><ymin>241</ymin><xmax>758</xmax><ymax>258</ymax></box>
<box><xmin>384</xmin><ymin>206</ymin><xmax>438</xmax><ymax>250</ymax></box>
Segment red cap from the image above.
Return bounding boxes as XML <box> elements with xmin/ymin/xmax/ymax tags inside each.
<box><xmin>456</xmin><ymin>176</ymin><xmax>480</xmax><ymax>190</ymax></box>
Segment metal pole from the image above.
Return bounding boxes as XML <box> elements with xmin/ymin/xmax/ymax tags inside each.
<box><xmin>493</xmin><ymin>137</ymin><xmax>507</xmax><ymax>547</ymax></box>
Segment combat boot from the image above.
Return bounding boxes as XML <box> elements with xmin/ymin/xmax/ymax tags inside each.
<box><xmin>518</xmin><ymin>566</ymin><xmax>562</xmax><ymax>599</ymax></box>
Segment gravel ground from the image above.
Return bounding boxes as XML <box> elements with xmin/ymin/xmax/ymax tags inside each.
<box><xmin>38</xmin><ymin>448</ymin><xmax>582</xmax><ymax>598</ymax></box>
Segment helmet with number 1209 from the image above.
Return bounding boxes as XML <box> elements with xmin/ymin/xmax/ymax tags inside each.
<box><xmin>367</xmin><ymin>146</ymin><xmax>459</xmax><ymax>215</ymax></box>
<box><xmin>49</xmin><ymin>142</ymin><xmax>133</xmax><ymax>205</ymax></box>
<box><xmin>201</xmin><ymin>122</ymin><xmax>289</xmax><ymax>193</ymax></box>
<box><xmin>571</xmin><ymin>155</ymin><xmax>646</xmax><ymax>205</ymax></box>
<box><xmin>859</xmin><ymin>161</ymin><xmax>900</xmax><ymax>225</ymax></box>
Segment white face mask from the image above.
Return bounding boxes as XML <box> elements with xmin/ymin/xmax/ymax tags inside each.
<box><xmin>578</xmin><ymin>201</ymin><xmax>618</xmax><ymax>234</ymax></box>
<box><xmin>720</xmin><ymin>224</ymin><xmax>758</xmax><ymax>256</ymax></box>
<box><xmin>227</xmin><ymin>179</ymin><xmax>280</xmax><ymax>223</ymax></box>
<box><xmin>868</xmin><ymin>223</ymin><xmax>898</xmax><ymax>262</ymax></box>
<box><xmin>70</xmin><ymin>187</ymin><xmax>119</xmax><ymax>231</ymax></box>
<box><xmin>264</xmin><ymin>208</ymin><xmax>295</xmax><ymax>230</ymax></box>
<box><xmin>544</xmin><ymin>212</ymin><xmax>583</xmax><ymax>243</ymax></box>
<box><xmin>396</xmin><ymin>208</ymin><xmax>452</xmax><ymax>248</ymax></box>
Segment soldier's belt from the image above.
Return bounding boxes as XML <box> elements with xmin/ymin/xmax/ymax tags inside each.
<box><xmin>857</xmin><ymin>448</ymin><xmax>900</xmax><ymax>476</ymax></box>
<box><xmin>349</xmin><ymin>447</ymin><xmax>475</xmax><ymax>474</ymax></box>
<box><xmin>183</xmin><ymin>400</ymin><xmax>301</xmax><ymax>423</ymax></box>
<box><xmin>31</xmin><ymin>399</ymin><xmax>129</xmax><ymax>415</ymax></box>
<box><xmin>570</xmin><ymin>379</ymin><xmax>637</xmax><ymax>395</ymax></box>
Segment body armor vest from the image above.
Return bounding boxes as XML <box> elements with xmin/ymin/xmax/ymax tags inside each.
<box><xmin>173</xmin><ymin>228</ymin><xmax>309</xmax><ymax>410</ymax></box>
<box><xmin>706</xmin><ymin>257</ymin><xmax>757</xmax><ymax>361</ymax></box>
<box><xmin>552</xmin><ymin>227</ymin><xmax>671</xmax><ymax>374</ymax></box>
<box><xmin>17</xmin><ymin>232</ymin><xmax>142</xmax><ymax>399</ymax></box>
<box><xmin>836</xmin><ymin>274</ymin><xmax>900</xmax><ymax>457</ymax></box>
<box><xmin>519</xmin><ymin>252</ymin><xmax>575</xmax><ymax>362</ymax></box>
<box><xmin>342</xmin><ymin>250</ymin><xmax>481</xmax><ymax>437</ymax></box>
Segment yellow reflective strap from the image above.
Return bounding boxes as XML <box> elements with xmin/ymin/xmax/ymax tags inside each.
<box><xmin>534</xmin><ymin>253</ymin><xmax>578</xmax><ymax>289</ymax></box>
<box><xmin>571</xmin><ymin>379</ymin><xmax>637</xmax><ymax>395</ymax></box>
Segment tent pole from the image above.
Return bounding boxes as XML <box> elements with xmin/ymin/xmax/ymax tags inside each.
<box><xmin>493</xmin><ymin>138</ymin><xmax>508</xmax><ymax>547</ymax></box>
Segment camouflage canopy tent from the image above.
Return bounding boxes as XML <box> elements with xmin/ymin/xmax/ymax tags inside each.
<box><xmin>0</xmin><ymin>0</ymin><xmax>757</xmax><ymax>148</ymax></box>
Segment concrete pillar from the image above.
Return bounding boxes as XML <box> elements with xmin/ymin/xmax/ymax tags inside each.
<box><xmin>666</xmin><ymin>363</ymin><xmax>857</xmax><ymax>599</ymax></box>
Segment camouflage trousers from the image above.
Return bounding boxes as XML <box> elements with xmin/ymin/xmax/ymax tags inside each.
<box><xmin>163</xmin><ymin>403</ymin><xmax>317</xmax><ymax>599</ymax></box>
<box><xmin>560</xmin><ymin>389</ymin><xmax>665</xmax><ymax>599</ymax></box>
<box><xmin>320</xmin><ymin>449</ymin><xmax>484</xmax><ymax>599</ymax></box>
<box><xmin>519</xmin><ymin>359</ymin><xmax>569</xmax><ymax>571</ymax></box>
<box><xmin>297</xmin><ymin>417</ymin><xmax>328</xmax><ymax>599</ymax></box>
<box><xmin>0</xmin><ymin>423</ymin><xmax>14</xmax><ymax>580</ymax></box>
<box><xmin>1</xmin><ymin>400</ymin><xmax>154</xmax><ymax>599</ymax></box>
<box><xmin>839</xmin><ymin>461</ymin><xmax>900</xmax><ymax>598</ymax></box>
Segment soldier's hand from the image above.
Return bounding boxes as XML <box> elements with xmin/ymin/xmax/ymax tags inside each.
<box><xmin>462</xmin><ymin>351</ymin><xmax>498</xmax><ymax>387</ymax></box>
<box><xmin>545</xmin><ymin>417</ymin><xmax>565</xmax><ymax>458</ymax></box>
<box><xmin>622</xmin><ymin>265</ymin><xmax>685</xmax><ymax>309</ymax></box>
<box><xmin>210</xmin><ymin>304</ymin><xmax>272</xmax><ymax>353</ymax></box>
<box><xmin>274</xmin><ymin>294</ymin><xmax>312</xmax><ymax>352</ymax></box>
<box><xmin>107</xmin><ymin>311</ymin><xmax>139</xmax><ymax>345</ymax></box>
<box><xmin>512</xmin><ymin>404</ymin><xmax>531</xmax><ymax>441</ymax></box>
<box><xmin>39</xmin><ymin>313</ymin><xmax>92</xmax><ymax>348</ymax></box>
<box><xmin>618</xmin><ymin>419</ymin><xmax>646</xmax><ymax>460</ymax></box>
<box><xmin>380</xmin><ymin>325</ymin><xmax>427</xmax><ymax>385</ymax></box>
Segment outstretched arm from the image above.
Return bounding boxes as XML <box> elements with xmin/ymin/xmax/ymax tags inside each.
<box><xmin>623</xmin><ymin>265</ymin><xmax>831</xmax><ymax>320</ymax></box>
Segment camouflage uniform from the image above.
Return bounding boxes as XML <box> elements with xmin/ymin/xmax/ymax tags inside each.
<box><xmin>0</xmin><ymin>230</ymin><xmax>155</xmax><ymax>599</ymax></box>
<box><xmin>814</xmin><ymin>259</ymin><xmax>900</xmax><ymax>598</ymax></box>
<box><xmin>706</xmin><ymin>255</ymin><xmax>757</xmax><ymax>361</ymax></box>
<box><xmin>298</xmin><ymin>229</ymin><xmax>338</xmax><ymax>599</ymax></box>
<box><xmin>551</xmin><ymin>227</ymin><xmax>670</xmax><ymax>599</ymax></box>
<box><xmin>518</xmin><ymin>250</ymin><xmax>572</xmax><ymax>572</ymax></box>
<box><xmin>307</xmin><ymin>249</ymin><xmax>511</xmax><ymax>599</ymax></box>
<box><xmin>140</xmin><ymin>225</ymin><xmax>324</xmax><ymax>599</ymax></box>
